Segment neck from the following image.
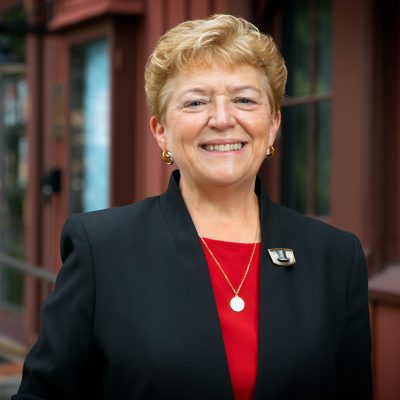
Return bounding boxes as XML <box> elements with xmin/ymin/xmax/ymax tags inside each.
<box><xmin>179</xmin><ymin>174</ymin><xmax>260</xmax><ymax>243</ymax></box>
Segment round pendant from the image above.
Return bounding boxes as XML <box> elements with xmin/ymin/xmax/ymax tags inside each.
<box><xmin>230</xmin><ymin>296</ymin><xmax>245</xmax><ymax>312</ymax></box>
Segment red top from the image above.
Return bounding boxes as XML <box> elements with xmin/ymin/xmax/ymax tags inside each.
<box><xmin>200</xmin><ymin>238</ymin><xmax>261</xmax><ymax>400</ymax></box>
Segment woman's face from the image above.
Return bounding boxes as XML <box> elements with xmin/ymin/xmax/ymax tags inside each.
<box><xmin>150</xmin><ymin>63</ymin><xmax>281</xmax><ymax>190</ymax></box>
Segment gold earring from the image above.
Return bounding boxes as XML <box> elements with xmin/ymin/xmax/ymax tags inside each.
<box><xmin>161</xmin><ymin>150</ymin><xmax>174</xmax><ymax>165</ymax></box>
<box><xmin>265</xmin><ymin>145</ymin><xmax>275</xmax><ymax>160</ymax></box>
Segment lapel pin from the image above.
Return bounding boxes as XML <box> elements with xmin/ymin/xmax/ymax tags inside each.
<box><xmin>268</xmin><ymin>248</ymin><xmax>296</xmax><ymax>267</ymax></box>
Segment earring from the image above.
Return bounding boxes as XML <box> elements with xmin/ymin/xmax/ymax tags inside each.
<box><xmin>161</xmin><ymin>150</ymin><xmax>174</xmax><ymax>165</ymax></box>
<box><xmin>265</xmin><ymin>145</ymin><xmax>276</xmax><ymax>160</ymax></box>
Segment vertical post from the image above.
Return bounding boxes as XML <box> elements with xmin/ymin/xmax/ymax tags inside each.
<box><xmin>331</xmin><ymin>0</ymin><xmax>374</xmax><ymax>265</ymax></box>
<box><xmin>25</xmin><ymin>32</ymin><xmax>43</xmax><ymax>343</ymax></box>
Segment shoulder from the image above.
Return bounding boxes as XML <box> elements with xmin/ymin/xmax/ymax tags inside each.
<box><xmin>60</xmin><ymin>196</ymin><xmax>163</xmax><ymax>252</ymax></box>
<box><xmin>69</xmin><ymin>195</ymin><xmax>161</xmax><ymax>230</ymax></box>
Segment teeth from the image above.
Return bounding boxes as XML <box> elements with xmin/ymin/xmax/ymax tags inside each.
<box><xmin>203</xmin><ymin>143</ymin><xmax>243</xmax><ymax>152</ymax></box>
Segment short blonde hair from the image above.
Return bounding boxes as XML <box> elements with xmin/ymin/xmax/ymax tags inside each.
<box><xmin>145</xmin><ymin>14</ymin><xmax>287</xmax><ymax>123</ymax></box>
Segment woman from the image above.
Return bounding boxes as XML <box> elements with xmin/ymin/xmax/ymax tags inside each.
<box><xmin>14</xmin><ymin>14</ymin><xmax>371</xmax><ymax>400</ymax></box>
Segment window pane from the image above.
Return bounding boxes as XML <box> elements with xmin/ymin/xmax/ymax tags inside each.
<box><xmin>316</xmin><ymin>0</ymin><xmax>332</xmax><ymax>94</ymax></box>
<box><xmin>70</xmin><ymin>38</ymin><xmax>111</xmax><ymax>213</ymax></box>
<box><xmin>0</xmin><ymin>71</ymin><xmax>28</xmax><ymax>310</ymax></box>
<box><xmin>279</xmin><ymin>0</ymin><xmax>332</xmax><ymax>216</ymax></box>
<box><xmin>315</xmin><ymin>101</ymin><xmax>331</xmax><ymax>215</ymax></box>
<box><xmin>0</xmin><ymin>6</ymin><xmax>25</xmax><ymax>64</ymax></box>
<box><xmin>282</xmin><ymin>0</ymin><xmax>311</xmax><ymax>97</ymax></box>
<box><xmin>281</xmin><ymin>105</ymin><xmax>309</xmax><ymax>214</ymax></box>
<box><xmin>0</xmin><ymin>3</ymin><xmax>27</xmax><ymax>310</ymax></box>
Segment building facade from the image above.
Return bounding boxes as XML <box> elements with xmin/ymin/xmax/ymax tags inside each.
<box><xmin>0</xmin><ymin>0</ymin><xmax>399</xmax><ymax>398</ymax></box>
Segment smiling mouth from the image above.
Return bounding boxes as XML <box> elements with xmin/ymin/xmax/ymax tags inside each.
<box><xmin>201</xmin><ymin>143</ymin><xmax>244</xmax><ymax>152</ymax></box>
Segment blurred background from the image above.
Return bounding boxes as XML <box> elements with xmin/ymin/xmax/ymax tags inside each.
<box><xmin>0</xmin><ymin>0</ymin><xmax>398</xmax><ymax>398</ymax></box>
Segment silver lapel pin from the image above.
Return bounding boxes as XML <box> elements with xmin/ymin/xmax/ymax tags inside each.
<box><xmin>268</xmin><ymin>248</ymin><xmax>296</xmax><ymax>267</ymax></box>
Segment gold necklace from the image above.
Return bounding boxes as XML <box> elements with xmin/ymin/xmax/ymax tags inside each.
<box><xmin>199</xmin><ymin>225</ymin><xmax>259</xmax><ymax>312</ymax></box>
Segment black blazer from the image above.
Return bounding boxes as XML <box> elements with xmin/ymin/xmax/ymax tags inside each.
<box><xmin>14</xmin><ymin>171</ymin><xmax>371</xmax><ymax>400</ymax></box>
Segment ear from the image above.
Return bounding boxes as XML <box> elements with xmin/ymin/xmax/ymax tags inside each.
<box><xmin>268</xmin><ymin>110</ymin><xmax>281</xmax><ymax>146</ymax></box>
<box><xmin>150</xmin><ymin>116</ymin><xmax>167</xmax><ymax>151</ymax></box>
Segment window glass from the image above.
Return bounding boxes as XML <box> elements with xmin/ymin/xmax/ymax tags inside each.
<box><xmin>280</xmin><ymin>0</ymin><xmax>332</xmax><ymax>216</ymax></box>
<box><xmin>315</xmin><ymin>101</ymin><xmax>331</xmax><ymax>215</ymax></box>
<box><xmin>70</xmin><ymin>38</ymin><xmax>110</xmax><ymax>213</ymax></box>
<box><xmin>0</xmin><ymin>73</ymin><xmax>28</xmax><ymax>309</ymax></box>
<box><xmin>281</xmin><ymin>105</ymin><xmax>309</xmax><ymax>214</ymax></box>
<box><xmin>283</xmin><ymin>0</ymin><xmax>311</xmax><ymax>97</ymax></box>
<box><xmin>0</xmin><ymin>10</ymin><xmax>27</xmax><ymax>310</ymax></box>
<box><xmin>316</xmin><ymin>0</ymin><xmax>332</xmax><ymax>95</ymax></box>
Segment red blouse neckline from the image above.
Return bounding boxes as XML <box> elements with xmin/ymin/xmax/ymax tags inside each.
<box><xmin>200</xmin><ymin>238</ymin><xmax>261</xmax><ymax>400</ymax></box>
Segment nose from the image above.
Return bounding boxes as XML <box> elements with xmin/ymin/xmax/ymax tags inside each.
<box><xmin>208</xmin><ymin>98</ymin><xmax>235</xmax><ymax>131</ymax></box>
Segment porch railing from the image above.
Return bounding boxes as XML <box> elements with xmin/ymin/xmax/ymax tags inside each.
<box><xmin>0</xmin><ymin>253</ymin><xmax>57</xmax><ymax>284</ymax></box>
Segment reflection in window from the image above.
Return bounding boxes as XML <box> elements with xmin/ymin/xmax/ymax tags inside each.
<box><xmin>0</xmin><ymin>70</ymin><xmax>28</xmax><ymax>310</ymax></box>
<box><xmin>0</xmin><ymin>3</ymin><xmax>27</xmax><ymax>311</ymax></box>
<box><xmin>281</xmin><ymin>0</ymin><xmax>332</xmax><ymax>216</ymax></box>
<box><xmin>70</xmin><ymin>38</ymin><xmax>110</xmax><ymax>213</ymax></box>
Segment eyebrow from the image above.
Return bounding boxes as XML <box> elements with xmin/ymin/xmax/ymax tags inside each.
<box><xmin>230</xmin><ymin>85</ymin><xmax>263</xmax><ymax>95</ymax></box>
<box><xmin>177</xmin><ymin>88</ymin><xmax>208</xmax><ymax>98</ymax></box>
<box><xmin>177</xmin><ymin>85</ymin><xmax>263</xmax><ymax>99</ymax></box>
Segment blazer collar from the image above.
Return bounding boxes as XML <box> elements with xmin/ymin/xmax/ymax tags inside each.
<box><xmin>161</xmin><ymin>170</ymin><xmax>282</xmax><ymax>245</ymax></box>
<box><xmin>160</xmin><ymin>170</ymin><xmax>201</xmax><ymax>256</ymax></box>
<box><xmin>160</xmin><ymin>170</ymin><xmax>287</xmax><ymax>255</ymax></box>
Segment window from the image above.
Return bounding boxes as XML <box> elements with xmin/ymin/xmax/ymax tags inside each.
<box><xmin>280</xmin><ymin>0</ymin><xmax>332</xmax><ymax>216</ymax></box>
<box><xmin>0</xmin><ymin>4</ymin><xmax>28</xmax><ymax>311</ymax></box>
<box><xmin>69</xmin><ymin>38</ymin><xmax>111</xmax><ymax>213</ymax></box>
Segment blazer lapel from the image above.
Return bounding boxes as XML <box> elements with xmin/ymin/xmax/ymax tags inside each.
<box><xmin>160</xmin><ymin>171</ymin><xmax>233</xmax><ymax>399</ymax></box>
<box><xmin>255</xmin><ymin>181</ymin><xmax>301</xmax><ymax>399</ymax></box>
